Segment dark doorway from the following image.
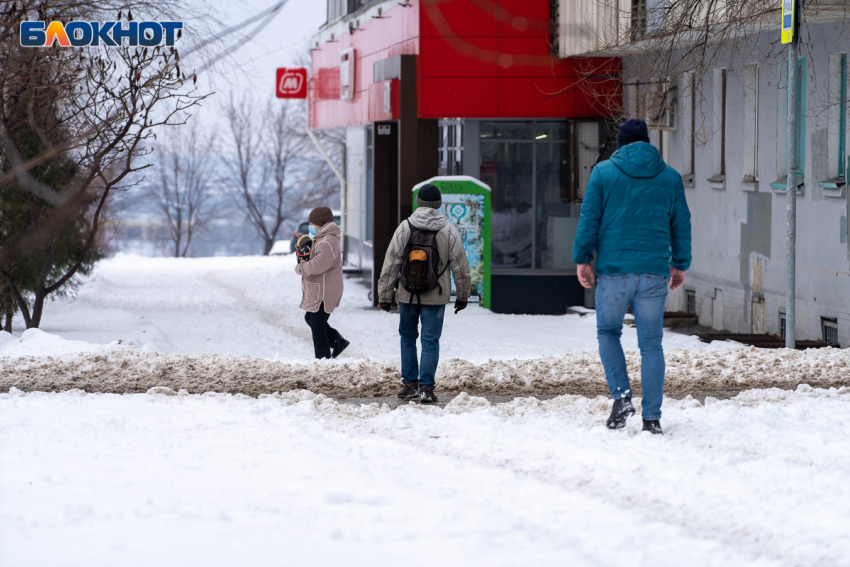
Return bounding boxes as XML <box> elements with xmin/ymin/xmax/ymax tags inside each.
<box><xmin>372</xmin><ymin>121</ymin><xmax>399</xmax><ymax>305</ymax></box>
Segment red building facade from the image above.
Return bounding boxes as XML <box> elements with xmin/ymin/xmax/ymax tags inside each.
<box><xmin>310</xmin><ymin>0</ymin><xmax>620</xmax><ymax>314</ymax></box>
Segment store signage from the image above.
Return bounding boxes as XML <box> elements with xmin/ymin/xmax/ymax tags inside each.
<box><xmin>781</xmin><ymin>0</ymin><xmax>794</xmax><ymax>44</ymax></box>
<box><xmin>276</xmin><ymin>68</ymin><xmax>307</xmax><ymax>99</ymax></box>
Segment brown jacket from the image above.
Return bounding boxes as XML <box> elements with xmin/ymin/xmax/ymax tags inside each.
<box><xmin>295</xmin><ymin>222</ymin><xmax>343</xmax><ymax>313</ymax></box>
<box><xmin>377</xmin><ymin>207</ymin><xmax>472</xmax><ymax>306</ymax></box>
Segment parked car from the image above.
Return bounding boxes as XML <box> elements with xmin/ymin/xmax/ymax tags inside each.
<box><xmin>290</xmin><ymin>211</ymin><xmax>340</xmax><ymax>253</ymax></box>
<box><xmin>268</xmin><ymin>240</ymin><xmax>292</xmax><ymax>255</ymax></box>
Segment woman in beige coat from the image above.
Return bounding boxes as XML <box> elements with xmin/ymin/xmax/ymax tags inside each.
<box><xmin>295</xmin><ymin>207</ymin><xmax>348</xmax><ymax>359</ymax></box>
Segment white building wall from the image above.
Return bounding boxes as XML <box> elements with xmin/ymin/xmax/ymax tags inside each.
<box><xmin>622</xmin><ymin>22</ymin><xmax>850</xmax><ymax>346</ymax></box>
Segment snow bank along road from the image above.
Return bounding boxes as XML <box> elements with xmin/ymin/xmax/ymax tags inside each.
<box><xmin>2</xmin><ymin>337</ymin><xmax>849</xmax><ymax>397</ymax></box>
<box><xmin>1</xmin><ymin>386</ymin><xmax>848</xmax><ymax>566</ymax></box>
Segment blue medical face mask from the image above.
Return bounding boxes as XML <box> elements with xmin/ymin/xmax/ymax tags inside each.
<box><xmin>308</xmin><ymin>225</ymin><xmax>317</xmax><ymax>237</ymax></box>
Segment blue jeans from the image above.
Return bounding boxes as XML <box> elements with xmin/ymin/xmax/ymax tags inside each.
<box><xmin>398</xmin><ymin>302</ymin><xmax>446</xmax><ymax>390</ymax></box>
<box><xmin>596</xmin><ymin>274</ymin><xmax>669</xmax><ymax>420</ymax></box>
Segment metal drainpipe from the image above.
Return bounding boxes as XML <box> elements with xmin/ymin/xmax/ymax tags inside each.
<box><xmin>305</xmin><ymin>84</ymin><xmax>346</xmax><ymax>258</ymax></box>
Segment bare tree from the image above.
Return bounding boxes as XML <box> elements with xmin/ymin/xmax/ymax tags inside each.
<box><xmin>146</xmin><ymin>123</ymin><xmax>218</xmax><ymax>257</ymax></box>
<box><xmin>0</xmin><ymin>1</ymin><xmax>209</xmax><ymax>328</ymax></box>
<box><xmin>222</xmin><ymin>96</ymin><xmax>312</xmax><ymax>255</ymax></box>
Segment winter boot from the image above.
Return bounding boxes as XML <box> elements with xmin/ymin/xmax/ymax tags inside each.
<box><xmin>642</xmin><ymin>419</ymin><xmax>663</xmax><ymax>435</ymax></box>
<box><xmin>331</xmin><ymin>338</ymin><xmax>350</xmax><ymax>359</ymax></box>
<box><xmin>397</xmin><ymin>381</ymin><xmax>420</xmax><ymax>399</ymax></box>
<box><xmin>606</xmin><ymin>397</ymin><xmax>636</xmax><ymax>429</ymax></box>
<box><xmin>419</xmin><ymin>386</ymin><xmax>438</xmax><ymax>404</ymax></box>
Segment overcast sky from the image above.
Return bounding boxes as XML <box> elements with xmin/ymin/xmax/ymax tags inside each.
<box><xmin>184</xmin><ymin>0</ymin><xmax>326</xmax><ymax>134</ymax></box>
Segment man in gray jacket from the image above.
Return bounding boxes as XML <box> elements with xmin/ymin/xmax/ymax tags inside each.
<box><xmin>377</xmin><ymin>184</ymin><xmax>472</xmax><ymax>403</ymax></box>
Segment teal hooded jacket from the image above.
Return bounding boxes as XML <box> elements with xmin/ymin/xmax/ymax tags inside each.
<box><xmin>572</xmin><ymin>142</ymin><xmax>691</xmax><ymax>276</ymax></box>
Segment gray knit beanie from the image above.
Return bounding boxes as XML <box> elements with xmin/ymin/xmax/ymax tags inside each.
<box><xmin>416</xmin><ymin>184</ymin><xmax>442</xmax><ymax>209</ymax></box>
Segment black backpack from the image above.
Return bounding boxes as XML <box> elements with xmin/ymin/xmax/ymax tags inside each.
<box><xmin>400</xmin><ymin>220</ymin><xmax>448</xmax><ymax>303</ymax></box>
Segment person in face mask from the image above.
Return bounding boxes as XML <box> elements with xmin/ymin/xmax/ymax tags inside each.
<box><xmin>295</xmin><ymin>206</ymin><xmax>349</xmax><ymax>359</ymax></box>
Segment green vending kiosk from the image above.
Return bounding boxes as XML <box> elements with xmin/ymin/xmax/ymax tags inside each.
<box><xmin>412</xmin><ymin>176</ymin><xmax>491</xmax><ymax>309</ymax></box>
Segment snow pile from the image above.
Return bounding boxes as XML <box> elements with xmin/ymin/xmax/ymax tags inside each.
<box><xmin>1</xmin><ymin>386</ymin><xmax>848</xmax><ymax>566</ymax></box>
<box><xmin>0</xmin><ymin>328</ymin><xmax>107</xmax><ymax>358</ymax></box>
<box><xmin>2</xmin><ymin>343</ymin><xmax>848</xmax><ymax>397</ymax></box>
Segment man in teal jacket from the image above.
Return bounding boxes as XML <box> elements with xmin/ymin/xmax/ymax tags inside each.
<box><xmin>573</xmin><ymin>119</ymin><xmax>691</xmax><ymax>435</ymax></box>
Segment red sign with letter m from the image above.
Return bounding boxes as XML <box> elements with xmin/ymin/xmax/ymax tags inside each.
<box><xmin>276</xmin><ymin>68</ymin><xmax>307</xmax><ymax>99</ymax></box>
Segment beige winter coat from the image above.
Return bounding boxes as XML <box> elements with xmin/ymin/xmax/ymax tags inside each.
<box><xmin>377</xmin><ymin>207</ymin><xmax>472</xmax><ymax>306</ymax></box>
<box><xmin>295</xmin><ymin>222</ymin><xmax>343</xmax><ymax>313</ymax></box>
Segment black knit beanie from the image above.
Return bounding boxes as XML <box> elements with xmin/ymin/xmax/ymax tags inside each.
<box><xmin>617</xmin><ymin>118</ymin><xmax>650</xmax><ymax>148</ymax></box>
<box><xmin>416</xmin><ymin>184</ymin><xmax>442</xmax><ymax>209</ymax></box>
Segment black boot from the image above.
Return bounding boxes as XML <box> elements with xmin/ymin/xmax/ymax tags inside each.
<box><xmin>642</xmin><ymin>419</ymin><xmax>663</xmax><ymax>435</ymax></box>
<box><xmin>397</xmin><ymin>381</ymin><xmax>420</xmax><ymax>399</ymax></box>
<box><xmin>331</xmin><ymin>338</ymin><xmax>350</xmax><ymax>359</ymax></box>
<box><xmin>419</xmin><ymin>386</ymin><xmax>438</xmax><ymax>404</ymax></box>
<box><xmin>606</xmin><ymin>397</ymin><xmax>635</xmax><ymax>429</ymax></box>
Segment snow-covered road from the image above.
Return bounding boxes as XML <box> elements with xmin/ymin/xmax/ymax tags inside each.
<box><xmin>2</xmin><ymin>387</ymin><xmax>848</xmax><ymax>566</ymax></box>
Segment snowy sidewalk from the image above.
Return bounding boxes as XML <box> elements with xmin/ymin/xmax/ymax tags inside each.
<box><xmin>2</xmin><ymin>387</ymin><xmax>849</xmax><ymax>566</ymax></box>
<box><xmin>3</xmin><ymin>253</ymin><xmax>738</xmax><ymax>363</ymax></box>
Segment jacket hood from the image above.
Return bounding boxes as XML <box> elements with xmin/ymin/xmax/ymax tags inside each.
<box><xmin>316</xmin><ymin>222</ymin><xmax>340</xmax><ymax>238</ymax></box>
<box><xmin>409</xmin><ymin>206</ymin><xmax>449</xmax><ymax>231</ymax></box>
<box><xmin>609</xmin><ymin>142</ymin><xmax>666</xmax><ymax>179</ymax></box>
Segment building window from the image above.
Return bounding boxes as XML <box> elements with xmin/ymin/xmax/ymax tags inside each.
<box><xmin>711</xmin><ymin>68</ymin><xmax>727</xmax><ymax>180</ymax></box>
<box><xmin>631</xmin><ymin>0</ymin><xmax>647</xmax><ymax>41</ymax></box>
<box><xmin>479</xmin><ymin>120</ymin><xmax>601</xmax><ymax>272</ymax></box>
<box><xmin>822</xmin><ymin>318</ymin><xmax>839</xmax><ymax>345</ymax></box>
<box><xmin>827</xmin><ymin>53</ymin><xmax>847</xmax><ymax>181</ymax></box>
<box><xmin>776</xmin><ymin>57</ymin><xmax>806</xmax><ymax>185</ymax></box>
<box><xmin>626</xmin><ymin>79</ymin><xmax>675</xmax><ymax>129</ymax></box>
<box><xmin>438</xmin><ymin>119</ymin><xmax>463</xmax><ymax>176</ymax></box>
<box><xmin>743</xmin><ymin>64</ymin><xmax>759</xmax><ymax>182</ymax></box>
<box><xmin>327</xmin><ymin>0</ymin><xmax>346</xmax><ymax>22</ymax></box>
<box><xmin>779</xmin><ymin>312</ymin><xmax>786</xmax><ymax>339</ymax></box>
<box><xmin>686</xmin><ymin>290</ymin><xmax>696</xmax><ymax>315</ymax></box>
<box><xmin>681</xmin><ymin>71</ymin><xmax>696</xmax><ymax>183</ymax></box>
<box><xmin>797</xmin><ymin>58</ymin><xmax>807</xmax><ymax>175</ymax></box>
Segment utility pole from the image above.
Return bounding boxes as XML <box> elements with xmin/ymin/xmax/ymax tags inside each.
<box><xmin>783</xmin><ymin>0</ymin><xmax>799</xmax><ymax>349</ymax></box>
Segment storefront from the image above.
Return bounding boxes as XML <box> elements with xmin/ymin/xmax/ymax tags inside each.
<box><xmin>310</xmin><ymin>0</ymin><xmax>619</xmax><ymax>313</ymax></box>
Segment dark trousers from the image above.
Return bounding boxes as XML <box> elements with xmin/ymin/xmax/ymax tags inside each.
<box><xmin>304</xmin><ymin>302</ymin><xmax>343</xmax><ymax>359</ymax></box>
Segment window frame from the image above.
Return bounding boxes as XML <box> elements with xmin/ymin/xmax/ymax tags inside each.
<box><xmin>631</xmin><ymin>0</ymin><xmax>648</xmax><ymax>41</ymax></box>
<box><xmin>686</xmin><ymin>289</ymin><xmax>697</xmax><ymax>315</ymax></box>
<box><xmin>771</xmin><ymin>56</ymin><xmax>806</xmax><ymax>192</ymax></box>
<box><xmin>438</xmin><ymin>119</ymin><xmax>464</xmax><ymax>176</ymax></box>
<box><xmin>796</xmin><ymin>57</ymin><xmax>806</xmax><ymax>177</ymax></box>
<box><xmin>742</xmin><ymin>63</ymin><xmax>760</xmax><ymax>183</ymax></box>
<box><xmin>709</xmin><ymin>68</ymin><xmax>727</xmax><ymax>184</ymax></box>
<box><xmin>821</xmin><ymin>53</ymin><xmax>847</xmax><ymax>191</ymax></box>
<box><xmin>680</xmin><ymin>71</ymin><xmax>696</xmax><ymax>185</ymax></box>
<box><xmin>822</xmin><ymin>317</ymin><xmax>839</xmax><ymax>346</ymax></box>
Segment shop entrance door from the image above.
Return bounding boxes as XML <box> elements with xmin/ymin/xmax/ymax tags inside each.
<box><xmin>371</xmin><ymin>121</ymin><xmax>399</xmax><ymax>306</ymax></box>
